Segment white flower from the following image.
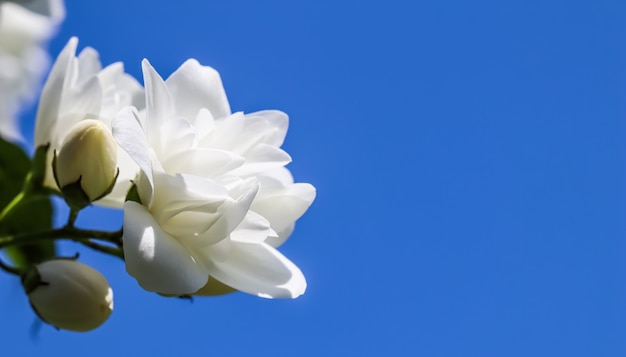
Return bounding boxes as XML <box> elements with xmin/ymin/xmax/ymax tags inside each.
<box><xmin>0</xmin><ymin>0</ymin><xmax>64</xmax><ymax>141</ymax></box>
<box><xmin>25</xmin><ymin>259</ymin><xmax>113</xmax><ymax>332</ymax></box>
<box><xmin>34</xmin><ymin>37</ymin><xmax>143</xmax><ymax>206</ymax></box>
<box><xmin>112</xmin><ymin>59</ymin><xmax>314</xmax><ymax>298</ymax></box>
<box><xmin>122</xmin><ymin>168</ymin><xmax>261</xmax><ymax>295</ymax></box>
<box><xmin>53</xmin><ymin>119</ymin><xmax>118</xmax><ymax>206</ymax></box>
<box><xmin>164</xmin><ymin>60</ymin><xmax>315</xmax><ymax>246</ymax></box>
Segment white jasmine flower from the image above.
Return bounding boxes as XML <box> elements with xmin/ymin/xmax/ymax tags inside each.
<box><xmin>162</xmin><ymin>60</ymin><xmax>316</xmax><ymax>246</ymax></box>
<box><xmin>112</xmin><ymin>59</ymin><xmax>314</xmax><ymax>298</ymax></box>
<box><xmin>0</xmin><ymin>0</ymin><xmax>64</xmax><ymax>141</ymax></box>
<box><xmin>34</xmin><ymin>37</ymin><xmax>143</xmax><ymax>206</ymax></box>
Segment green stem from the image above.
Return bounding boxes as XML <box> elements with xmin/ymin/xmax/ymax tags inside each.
<box><xmin>0</xmin><ymin>256</ymin><xmax>22</xmax><ymax>276</ymax></box>
<box><xmin>77</xmin><ymin>239</ymin><xmax>124</xmax><ymax>259</ymax></box>
<box><xmin>0</xmin><ymin>191</ymin><xmax>29</xmax><ymax>222</ymax></box>
<box><xmin>0</xmin><ymin>227</ymin><xmax>123</xmax><ymax>250</ymax></box>
<box><xmin>67</xmin><ymin>208</ymin><xmax>80</xmax><ymax>228</ymax></box>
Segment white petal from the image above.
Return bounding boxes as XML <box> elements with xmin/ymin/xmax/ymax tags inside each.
<box><xmin>152</xmin><ymin>173</ymin><xmax>257</xmax><ymax>246</ymax></box>
<box><xmin>194</xmin><ymin>108</ymin><xmax>215</xmax><ymax>140</ymax></box>
<box><xmin>259</xmin><ymin>167</ymin><xmax>295</xmax><ymax>186</ymax></box>
<box><xmin>122</xmin><ymin>201</ymin><xmax>209</xmax><ymax>295</ymax></box>
<box><xmin>199</xmin><ymin>112</ymin><xmax>245</xmax><ymax>148</ymax></box>
<box><xmin>34</xmin><ymin>36</ymin><xmax>77</xmax><ymax>147</ymax></box>
<box><xmin>98</xmin><ymin>62</ymin><xmax>144</xmax><ymax>120</ymax></box>
<box><xmin>166</xmin><ymin>58</ymin><xmax>231</xmax><ymax>121</ymax></box>
<box><xmin>207</xmin><ymin>241</ymin><xmax>306</xmax><ymax>299</ymax></box>
<box><xmin>269</xmin><ymin>224</ymin><xmax>295</xmax><ymax>248</ymax></box>
<box><xmin>190</xmin><ymin>237</ymin><xmax>231</xmax><ymax>263</ymax></box>
<box><xmin>245</xmin><ymin>110</ymin><xmax>289</xmax><ymax>147</ymax></box>
<box><xmin>76</xmin><ymin>46</ymin><xmax>101</xmax><ymax>83</ymax></box>
<box><xmin>16</xmin><ymin>0</ymin><xmax>65</xmax><ymax>21</ymax></box>
<box><xmin>231</xmin><ymin>144</ymin><xmax>292</xmax><ymax>176</ymax></box>
<box><xmin>112</xmin><ymin>106</ymin><xmax>153</xmax><ymax>188</ymax></box>
<box><xmin>161</xmin><ymin>148</ymin><xmax>244</xmax><ymax>179</ymax></box>
<box><xmin>57</xmin><ymin>75</ymin><xmax>102</xmax><ymax>121</ymax></box>
<box><xmin>231</xmin><ymin>211</ymin><xmax>276</xmax><ymax>244</ymax></box>
<box><xmin>94</xmin><ymin>146</ymin><xmax>139</xmax><ymax>207</ymax></box>
<box><xmin>252</xmin><ymin>183</ymin><xmax>316</xmax><ymax>244</ymax></box>
<box><xmin>158</xmin><ymin>116</ymin><xmax>198</xmax><ymax>159</ymax></box>
<box><xmin>142</xmin><ymin>59</ymin><xmax>174</xmax><ymax>132</ymax></box>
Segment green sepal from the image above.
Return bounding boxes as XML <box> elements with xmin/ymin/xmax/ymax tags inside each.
<box><xmin>58</xmin><ymin>176</ymin><xmax>92</xmax><ymax>210</ymax></box>
<box><xmin>20</xmin><ymin>265</ymin><xmax>47</xmax><ymax>295</ymax></box>
<box><xmin>125</xmin><ymin>181</ymin><xmax>142</xmax><ymax>205</ymax></box>
<box><xmin>53</xmin><ymin>150</ymin><xmax>120</xmax><ymax>209</ymax></box>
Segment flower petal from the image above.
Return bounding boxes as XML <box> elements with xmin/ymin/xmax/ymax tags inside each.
<box><xmin>112</xmin><ymin>106</ymin><xmax>153</xmax><ymax>187</ymax></box>
<box><xmin>152</xmin><ymin>173</ymin><xmax>258</xmax><ymax>246</ymax></box>
<box><xmin>231</xmin><ymin>144</ymin><xmax>292</xmax><ymax>177</ymax></box>
<box><xmin>206</xmin><ymin>241</ymin><xmax>306</xmax><ymax>299</ymax></box>
<box><xmin>245</xmin><ymin>110</ymin><xmax>289</xmax><ymax>147</ymax></box>
<box><xmin>76</xmin><ymin>46</ymin><xmax>101</xmax><ymax>84</ymax></box>
<box><xmin>158</xmin><ymin>116</ymin><xmax>198</xmax><ymax>160</ymax></box>
<box><xmin>17</xmin><ymin>0</ymin><xmax>65</xmax><ymax>21</ymax></box>
<box><xmin>34</xmin><ymin>36</ymin><xmax>77</xmax><ymax>147</ymax></box>
<box><xmin>161</xmin><ymin>148</ymin><xmax>244</xmax><ymax>179</ymax></box>
<box><xmin>122</xmin><ymin>201</ymin><xmax>209</xmax><ymax>295</ymax></box>
<box><xmin>230</xmin><ymin>211</ymin><xmax>275</xmax><ymax>244</ymax></box>
<box><xmin>252</xmin><ymin>183</ymin><xmax>316</xmax><ymax>247</ymax></box>
<box><xmin>166</xmin><ymin>58</ymin><xmax>231</xmax><ymax>121</ymax></box>
<box><xmin>95</xmin><ymin>146</ymin><xmax>139</xmax><ymax>207</ymax></box>
<box><xmin>142</xmin><ymin>59</ymin><xmax>175</xmax><ymax>144</ymax></box>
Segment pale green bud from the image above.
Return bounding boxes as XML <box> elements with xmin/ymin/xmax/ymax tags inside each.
<box><xmin>53</xmin><ymin>119</ymin><xmax>118</xmax><ymax>207</ymax></box>
<box><xmin>24</xmin><ymin>260</ymin><xmax>114</xmax><ymax>332</ymax></box>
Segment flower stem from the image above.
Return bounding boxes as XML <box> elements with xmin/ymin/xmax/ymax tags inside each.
<box><xmin>77</xmin><ymin>239</ymin><xmax>124</xmax><ymax>259</ymax></box>
<box><xmin>0</xmin><ymin>227</ymin><xmax>123</xmax><ymax>250</ymax></box>
<box><xmin>0</xmin><ymin>256</ymin><xmax>22</xmax><ymax>276</ymax></box>
<box><xmin>0</xmin><ymin>191</ymin><xmax>29</xmax><ymax>223</ymax></box>
<box><xmin>66</xmin><ymin>208</ymin><xmax>80</xmax><ymax>228</ymax></box>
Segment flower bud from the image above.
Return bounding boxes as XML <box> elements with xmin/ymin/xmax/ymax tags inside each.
<box><xmin>53</xmin><ymin>119</ymin><xmax>118</xmax><ymax>208</ymax></box>
<box><xmin>23</xmin><ymin>260</ymin><xmax>114</xmax><ymax>332</ymax></box>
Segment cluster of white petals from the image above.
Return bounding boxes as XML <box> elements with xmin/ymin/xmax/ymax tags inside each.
<box><xmin>34</xmin><ymin>38</ymin><xmax>143</xmax><ymax>205</ymax></box>
<box><xmin>0</xmin><ymin>0</ymin><xmax>315</xmax><ymax>335</ymax></box>
<box><xmin>112</xmin><ymin>60</ymin><xmax>315</xmax><ymax>298</ymax></box>
<box><xmin>0</xmin><ymin>0</ymin><xmax>64</xmax><ymax>140</ymax></box>
<box><xmin>31</xmin><ymin>38</ymin><xmax>314</xmax><ymax>299</ymax></box>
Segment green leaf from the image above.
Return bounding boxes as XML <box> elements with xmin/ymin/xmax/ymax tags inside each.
<box><xmin>0</xmin><ymin>138</ymin><xmax>56</xmax><ymax>268</ymax></box>
<box><xmin>0</xmin><ymin>137</ymin><xmax>30</xmax><ymax>204</ymax></box>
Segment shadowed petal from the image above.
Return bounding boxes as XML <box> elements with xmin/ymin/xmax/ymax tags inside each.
<box><xmin>123</xmin><ymin>201</ymin><xmax>209</xmax><ymax>295</ymax></box>
<box><xmin>112</xmin><ymin>106</ymin><xmax>153</xmax><ymax>188</ymax></box>
<box><xmin>206</xmin><ymin>241</ymin><xmax>306</xmax><ymax>299</ymax></box>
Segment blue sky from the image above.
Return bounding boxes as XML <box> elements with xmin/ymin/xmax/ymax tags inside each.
<box><xmin>1</xmin><ymin>0</ymin><xmax>626</xmax><ymax>356</ymax></box>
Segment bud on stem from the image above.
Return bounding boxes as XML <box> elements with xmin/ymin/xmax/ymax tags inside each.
<box><xmin>24</xmin><ymin>259</ymin><xmax>114</xmax><ymax>332</ymax></box>
<box><xmin>53</xmin><ymin>119</ymin><xmax>119</xmax><ymax>208</ymax></box>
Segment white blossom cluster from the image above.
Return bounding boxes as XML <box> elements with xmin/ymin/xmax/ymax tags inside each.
<box><xmin>1</xmin><ymin>0</ymin><xmax>315</xmax><ymax>332</ymax></box>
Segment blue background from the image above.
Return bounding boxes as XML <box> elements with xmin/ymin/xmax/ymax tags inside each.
<box><xmin>1</xmin><ymin>0</ymin><xmax>626</xmax><ymax>356</ymax></box>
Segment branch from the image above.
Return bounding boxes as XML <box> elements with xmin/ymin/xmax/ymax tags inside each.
<box><xmin>0</xmin><ymin>227</ymin><xmax>123</xmax><ymax>250</ymax></box>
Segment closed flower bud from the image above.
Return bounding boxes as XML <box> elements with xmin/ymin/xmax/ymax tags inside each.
<box><xmin>53</xmin><ymin>119</ymin><xmax>119</xmax><ymax>208</ymax></box>
<box><xmin>23</xmin><ymin>260</ymin><xmax>114</xmax><ymax>332</ymax></box>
